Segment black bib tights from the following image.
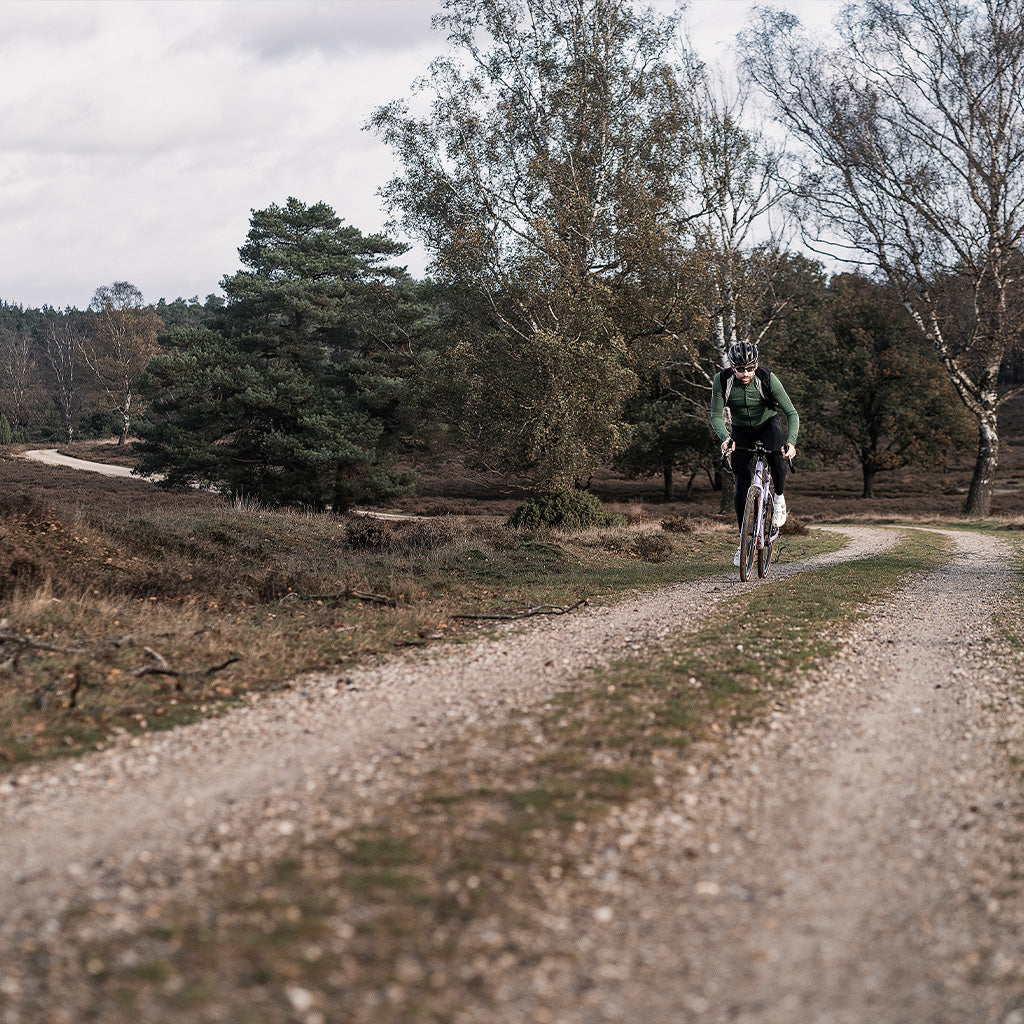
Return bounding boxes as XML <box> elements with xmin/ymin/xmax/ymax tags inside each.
<box><xmin>730</xmin><ymin>416</ymin><xmax>787</xmax><ymax>530</ymax></box>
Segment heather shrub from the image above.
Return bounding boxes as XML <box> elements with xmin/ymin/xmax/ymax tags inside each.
<box><xmin>506</xmin><ymin>491</ymin><xmax>613</xmax><ymax>531</ymax></box>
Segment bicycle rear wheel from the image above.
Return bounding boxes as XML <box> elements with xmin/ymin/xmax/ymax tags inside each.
<box><xmin>739</xmin><ymin>485</ymin><xmax>759</xmax><ymax>582</ymax></box>
<box><xmin>758</xmin><ymin>492</ymin><xmax>776</xmax><ymax>577</ymax></box>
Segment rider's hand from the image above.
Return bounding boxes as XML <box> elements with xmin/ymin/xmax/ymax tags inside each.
<box><xmin>782</xmin><ymin>443</ymin><xmax>796</xmax><ymax>460</ymax></box>
<box><xmin>721</xmin><ymin>439</ymin><xmax>735</xmax><ymax>457</ymax></box>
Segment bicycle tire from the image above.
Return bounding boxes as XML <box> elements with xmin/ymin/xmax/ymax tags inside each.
<box><xmin>739</xmin><ymin>485</ymin><xmax>759</xmax><ymax>582</ymax></box>
<box><xmin>758</xmin><ymin>492</ymin><xmax>776</xmax><ymax>578</ymax></box>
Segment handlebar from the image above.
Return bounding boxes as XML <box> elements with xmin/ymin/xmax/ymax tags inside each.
<box><xmin>723</xmin><ymin>443</ymin><xmax>795</xmax><ymax>471</ymax></box>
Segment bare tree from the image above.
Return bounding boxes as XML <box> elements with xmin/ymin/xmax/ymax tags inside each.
<box><xmin>742</xmin><ymin>0</ymin><xmax>1024</xmax><ymax>514</ymax></box>
<box><xmin>43</xmin><ymin>313</ymin><xmax>86</xmax><ymax>443</ymax></box>
<box><xmin>84</xmin><ymin>281</ymin><xmax>162</xmax><ymax>445</ymax></box>
<box><xmin>669</xmin><ymin>72</ymin><xmax>796</xmax><ymax>512</ymax></box>
<box><xmin>0</xmin><ymin>326</ymin><xmax>37</xmax><ymax>434</ymax></box>
<box><xmin>688</xmin><ymin>76</ymin><xmax>792</xmax><ymax>369</ymax></box>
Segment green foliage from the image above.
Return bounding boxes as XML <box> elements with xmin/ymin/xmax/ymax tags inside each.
<box><xmin>135</xmin><ymin>199</ymin><xmax>427</xmax><ymax>511</ymax></box>
<box><xmin>506</xmin><ymin>490</ymin><xmax>613</xmax><ymax>531</ymax></box>
<box><xmin>0</xmin><ymin>413</ymin><xmax>11</xmax><ymax>445</ymax></box>
<box><xmin>372</xmin><ymin>0</ymin><xmax>702</xmax><ymax>488</ymax></box>
<box><xmin>787</xmin><ymin>273</ymin><xmax>974</xmax><ymax>496</ymax></box>
<box><xmin>614</xmin><ymin>357</ymin><xmax>714</xmax><ymax>500</ymax></box>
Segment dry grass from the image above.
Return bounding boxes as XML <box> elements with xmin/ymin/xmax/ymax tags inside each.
<box><xmin>6</xmin><ymin>432</ymin><xmax>1020</xmax><ymax>773</ymax></box>
<box><xmin>0</xmin><ymin>454</ymin><xmax>840</xmax><ymax>770</ymax></box>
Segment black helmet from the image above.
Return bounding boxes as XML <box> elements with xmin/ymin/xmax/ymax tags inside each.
<box><xmin>728</xmin><ymin>341</ymin><xmax>758</xmax><ymax>369</ymax></box>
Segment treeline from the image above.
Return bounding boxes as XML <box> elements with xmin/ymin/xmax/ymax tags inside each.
<box><xmin>0</xmin><ymin>201</ymin><xmax>976</xmax><ymax>505</ymax></box>
<box><xmin>0</xmin><ymin>288</ymin><xmax>212</xmax><ymax>446</ymax></box>
<box><xmin>4</xmin><ymin>0</ymin><xmax>1023</xmax><ymax>514</ymax></box>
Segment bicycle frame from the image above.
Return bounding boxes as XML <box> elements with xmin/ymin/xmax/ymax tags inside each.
<box><xmin>731</xmin><ymin>442</ymin><xmax>781</xmax><ymax>581</ymax></box>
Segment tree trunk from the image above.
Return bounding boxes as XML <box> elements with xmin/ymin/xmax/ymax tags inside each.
<box><xmin>662</xmin><ymin>459</ymin><xmax>673</xmax><ymax>502</ymax></box>
<box><xmin>964</xmin><ymin>408</ymin><xmax>999</xmax><ymax>516</ymax></box>
<box><xmin>861</xmin><ymin>464</ymin><xmax>876</xmax><ymax>498</ymax></box>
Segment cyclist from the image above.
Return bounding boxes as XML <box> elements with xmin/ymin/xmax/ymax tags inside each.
<box><xmin>710</xmin><ymin>341</ymin><xmax>799</xmax><ymax>566</ymax></box>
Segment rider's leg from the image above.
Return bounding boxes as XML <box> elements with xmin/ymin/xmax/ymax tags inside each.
<box><xmin>730</xmin><ymin>431</ymin><xmax>756</xmax><ymax>529</ymax></box>
<box><xmin>762</xmin><ymin>417</ymin><xmax>789</xmax><ymax>528</ymax></box>
<box><xmin>764</xmin><ymin>417</ymin><xmax>788</xmax><ymax>495</ymax></box>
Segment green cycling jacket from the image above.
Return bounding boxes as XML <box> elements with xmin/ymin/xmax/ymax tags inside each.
<box><xmin>710</xmin><ymin>370</ymin><xmax>799</xmax><ymax>445</ymax></box>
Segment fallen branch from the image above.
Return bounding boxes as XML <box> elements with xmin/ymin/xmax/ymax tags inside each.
<box><xmin>453</xmin><ymin>598</ymin><xmax>588</xmax><ymax>621</ymax></box>
<box><xmin>130</xmin><ymin>656</ymin><xmax>241</xmax><ymax>680</ymax></box>
<box><xmin>0</xmin><ymin>632</ymin><xmax>135</xmax><ymax>671</ymax></box>
<box><xmin>278</xmin><ymin>589</ymin><xmax>397</xmax><ymax>607</ymax></box>
<box><xmin>0</xmin><ymin>632</ymin><xmax>90</xmax><ymax>656</ymax></box>
<box><xmin>142</xmin><ymin>645</ymin><xmax>170</xmax><ymax>669</ymax></box>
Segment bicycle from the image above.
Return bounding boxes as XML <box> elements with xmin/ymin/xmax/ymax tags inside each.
<box><xmin>728</xmin><ymin>442</ymin><xmax>786</xmax><ymax>582</ymax></box>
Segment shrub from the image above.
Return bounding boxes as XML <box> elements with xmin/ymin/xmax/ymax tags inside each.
<box><xmin>343</xmin><ymin>515</ymin><xmax>473</xmax><ymax>554</ymax></box>
<box><xmin>780</xmin><ymin>516</ymin><xmax>809</xmax><ymax>536</ymax></box>
<box><xmin>634</xmin><ymin>532</ymin><xmax>675</xmax><ymax>563</ymax></box>
<box><xmin>0</xmin><ymin>414</ymin><xmax>12</xmax><ymax>446</ymax></box>
<box><xmin>660</xmin><ymin>516</ymin><xmax>694</xmax><ymax>534</ymax></box>
<box><xmin>506</xmin><ymin>490</ymin><xmax>613</xmax><ymax>531</ymax></box>
<box><xmin>343</xmin><ymin>517</ymin><xmax>399</xmax><ymax>552</ymax></box>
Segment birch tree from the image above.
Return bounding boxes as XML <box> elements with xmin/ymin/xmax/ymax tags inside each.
<box><xmin>0</xmin><ymin>326</ymin><xmax>36</xmax><ymax>434</ymax></box>
<box><xmin>85</xmin><ymin>281</ymin><xmax>162</xmax><ymax>445</ymax></box>
<box><xmin>742</xmin><ymin>0</ymin><xmax>1024</xmax><ymax>514</ymax></box>
<box><xmin>688</xmin><ymin>79</ymin><xmax>792</xmax><ymax>371</ymax></box>
<box><xmin>43</xmin><ymin>313</ymin><xmax>86</xmax><ymax>443</ymax></box>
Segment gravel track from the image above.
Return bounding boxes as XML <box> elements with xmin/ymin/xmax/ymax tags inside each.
<box><xmin>1</xmin><ymin>525</ymin><xmax>1022</xmax><ymax>1023</ymax></box>
<box><xmin>0</xmin><ymin>528</ymin><xmax>893</xmax><ymax>918</ymax></box>
<box><xmin>505</xmin><ymin>528</ymin><xmax>1024</xmax><ymax>1024</ymax></box>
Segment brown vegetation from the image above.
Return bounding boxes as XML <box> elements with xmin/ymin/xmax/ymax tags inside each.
<box><xmin>0</xmin><ymin>452</ymin><xmax>793</xmax><ymax>770</ymax></box>
<box><xmin>2</xmin><ymin>397</ymin><xmax>1022</xmax><ymax>772</ymax></box>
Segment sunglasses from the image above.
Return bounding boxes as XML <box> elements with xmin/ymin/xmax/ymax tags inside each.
<box><xmin>731</xmin><ymin>364</ymin><xmax>757</xmax><ymax>373</ymax></box>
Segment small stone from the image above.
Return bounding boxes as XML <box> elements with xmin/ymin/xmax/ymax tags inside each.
<box><xmin>285</xmin><ymin>986</ymin><xmax>313</xmax><ymax>1012</ymax></box>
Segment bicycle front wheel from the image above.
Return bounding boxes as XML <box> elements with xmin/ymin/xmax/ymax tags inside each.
<box><xmin>758</xmin><ymin>492</ymin><xmax>776</xmax><ymax>578</ymax></box>
<box><xmin>739</xmin><ymin>485</ymin><xmax>759</xmax><ymax>582</ymax></box>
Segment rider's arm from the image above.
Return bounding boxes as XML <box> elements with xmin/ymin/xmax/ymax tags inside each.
<box><xmin>710</xmin><ymin>373</ymin><xmax>729</xmax><ymax>442</ymax></box>
<box><xmin>768</xmin><ymin>373</ymin><xmax>799</xmax><ymax>446</ymax></box>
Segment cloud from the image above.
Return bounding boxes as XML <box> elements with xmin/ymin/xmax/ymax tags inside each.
<box><xmin>0</xmin><ymin>0</ymin><xmax>842</xmax><ymax>309</ymax></box>
<box><xmin>213</xmin><ymin>0</ymin><xmax>442</xmax><ymax>61</ymax></box>
<box><xmin>0</xmin><ymin>0</ymin><xmax>441</xmax><ymax>307</ymax></box>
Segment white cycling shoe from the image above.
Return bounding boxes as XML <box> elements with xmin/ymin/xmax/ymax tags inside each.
<box><xmin>773</xmin><ymin>494</ymin><xmax>788</xmax><ymax>530</ymax></box>
<box><xmin>733</xmin><ymin>546</ymin><xmax>742</xmax><ymax>567</ymax></box>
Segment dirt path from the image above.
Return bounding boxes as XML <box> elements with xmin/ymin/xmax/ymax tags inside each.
<box><xmin>0</xmin><ymin>528</ymin><xmax>894</xmax><ymax>917</ymax></box>
<box><xmin>511</xmin><ymin>528</ymin><xmax>1024</xmax><ymax>1023</ymax></box>
<box><xmin>22</xmin><ymin>448</ymin><xmax>140</xmax><ymax>478</ymax></box>
<box><xmin>0</xmin><ymin>526</ymin><xmax>1022</xmax><ymax>1022</ymax></box>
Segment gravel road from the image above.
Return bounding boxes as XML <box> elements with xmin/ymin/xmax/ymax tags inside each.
<box><xmin>508</xmin><ymin>528</ymin><xmax>1024</xmax><ymax>1024</ymax></box>
<box><xmin>1</xmin><ymin>525</ymin><xmax>1022</xmax><ymax>1022</ymax></box>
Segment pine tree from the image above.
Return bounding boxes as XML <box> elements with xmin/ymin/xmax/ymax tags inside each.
<box><xmin>135</xmin><ymin>199</ymin><xmax>421</xmax><ymax>510</ymax></box>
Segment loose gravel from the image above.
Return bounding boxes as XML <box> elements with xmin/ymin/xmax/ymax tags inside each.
<box><xmin>2</xmin><ymin>526</ymin><xmax>1023</xmax><ymax>1023</ymax></box>
<box><xmin>497</xmin><ymin>528</ymin><xmax>1024</xmax><ymax>1024</ymax></box>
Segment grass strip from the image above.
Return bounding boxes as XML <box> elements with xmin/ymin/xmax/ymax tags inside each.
<box><xmin>995</xmin><ymin>535</ymin><xmax>1024</xmax><ymax>649</ymax></box>
<box><xmin>45</xmin><ymin>529</ymin><xmax>960</xmax><ymax>1023</ymax></box>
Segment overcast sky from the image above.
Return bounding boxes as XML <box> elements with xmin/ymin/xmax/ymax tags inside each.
<box><xmin>1</xmin><ymin>0</ymin><xmax>839</xmax><ymax>311</ymax></box>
